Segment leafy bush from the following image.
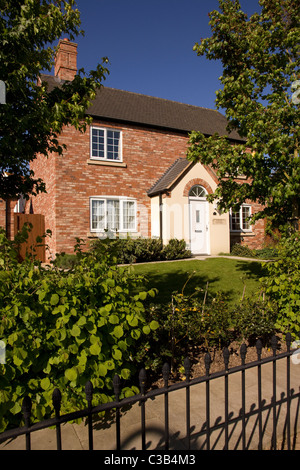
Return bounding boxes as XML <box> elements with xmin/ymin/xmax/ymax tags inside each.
<box><xmin>230</xmin><ymin>243</ymin><xmax>278</xmax><ymax>260</ymax></box>
<box><xmin>90</xmin><ymin>237</ymin><xmax>191</xmax><ymax>265</ymax></box>
<box><xmin>254</xmin><ymin>247</ymin><xmax>278</xmax><ymax>259</ymax></box>
<box><xmin>261</xmin><ymin>233</ymin><xmax>300</xmax><ymax>338</ymax></box>
<box><xmin>53</xmin><ymin>252</ymin><xmax>78</xmax><ymax>269</ymax></box>
<box><xmin>231</xmin><ymin>244</ymin><xmax>255</xmax><ymax>258</ymax></box>
<box><xmin>0</xmin><ymin>229</ymin><xmax>159</xmax><ymax>431</ymax></box>
<box><xmin>231</xmin><ymin>296</ymin><xmax>278</xmax><ymax>342</ymax></box>
<box><xmin>137</xmin><ymin>284</ymin><xmax>234</xmax><ymax>372</ymax></box>
<box><xmin>162</xmin><ymin>238</ymin><xmax>192</xmax><ymax>260</ymax></box>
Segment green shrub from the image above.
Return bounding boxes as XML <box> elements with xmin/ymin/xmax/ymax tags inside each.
<box><xmin>137</xmin><ymin>285</ymin><xmax>234</xmax><ymax>372</ymax></box>
<box><xmin>0</xmin><ymin>230</ymin><xmax>159</xmax><ymax>431</ymax></box>
<box><xmin>230</xmin><ymin>243</ymin><xmax>278</xmax><ymax>260</ymax></box>
<box><xmin>162</xmin><ymin>239</ymin><xmax>192</xmax><ymax>260</ymax></box>
<box><xmin>53</xmin><ymin>252</ymin><xmax>78</xmax><ymax>269</ymax></box>
<box><xmin>261</xmin><ymin>233</ymin><xmax>300</xmax><ymax>338</ymax></box>
<box><xmin>90</xmin><ymin>237</ymin><xmax>191</xmax><ymax>265</ymax></box>
<box><xmin>231</xmin><ymin>244</ymin><xmax>255</xmax><ymax>258</ymax></box>
<box><xmin>254</xmin><ymin>247</ymin><xmax>278</xmax><ymax>259</ymax></box>
<box><xmin>231</xmin><ymin>296</ymin><xmax>278</xmax><ymax>342</ymax></box>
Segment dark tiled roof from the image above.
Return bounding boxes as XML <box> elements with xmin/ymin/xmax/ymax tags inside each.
<box><xmin>41</xmin><ymin>74</ymin><xmax>244</xmax><ymax>141</ymax></box>
<box><xmin>148</xmin><ymin>158</ymin><xmax>193</xmax><ymax>196</ymax></box>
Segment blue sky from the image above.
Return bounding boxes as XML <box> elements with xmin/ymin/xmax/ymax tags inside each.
<box><xmin>72</xmin><ymin>0</ymin><xmax>262</xmax><ymax>111</ymax></box>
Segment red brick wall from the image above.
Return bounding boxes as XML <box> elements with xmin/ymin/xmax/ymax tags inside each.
<box><xmin>0</xmin><ymin>198</ymin><xmax>18</xmax><ymax>240</ymax></box>
<box><xmin>29</xmin><ymin>151</ymin><xmax>57</xmax><ymax>259</ymax></box>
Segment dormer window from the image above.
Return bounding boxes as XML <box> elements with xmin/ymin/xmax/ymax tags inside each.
<box><xmin>90</xmin><ymin>127</ymin><xmax>122</xmax><ymax>161</ymax></box>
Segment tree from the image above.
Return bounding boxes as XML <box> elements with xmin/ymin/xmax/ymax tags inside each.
<box><xmin>0</xmin><ymin>0</ymin><xmax>109</xmax><ymax>200</ymax></box>
<box><xmin>187</xmin><ymin>0</ymin><xmax>300</xmax><ymax>231</ymax></box>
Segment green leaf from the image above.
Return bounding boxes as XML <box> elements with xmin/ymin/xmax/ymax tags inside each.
<box><xmin>150</xmin><ymin>320</ymin><xmax>159</xmax><ymax>330</ymax></box>
<box><xmin>77</xmin><ymin>316</ymin><xmax>86</xmax><ymax>326</ymax></box>
<box><xmin>131</xmin><ymin>329</ymin><xmax>141</xmax><ymax>340</ymax></box>
<box><xmin>120</xmin><ymin>368</ymin><xmax>131</xmax><ymax>380</ymax></box>
<box><xmin>142</xmin><ymin>325</ymin><xmax>151</xmax><ymax>335</ymax></box>
<box><xmin>139</xmin><ymin>291</ymin><xmax>147</xmax><ymax>300</ymax></box>
<box><xmin>70</xmin><ymin>325</ymin><xmax>81</xmax><ymax>337</ymax></box>
<box><xmin>10</xmin><ymin>402</ymin><xmax>22</xmax><ymax>415</ymax></box>
<box><xmin>127</xmin><ymin>314</ymin><xmax>138</xmax><ymax>327</ymax></box>
<box><xmin>112</xmin><ymin>348</ymin><xmax>122</xmax><ymax>360</ymax></box>
<box><xmin>50</xmin><ymin>294</ymin><xmax>59</xmax><ymax>306</ymax></box>
<box><xmin>40</xmin><ymin>377</ymin><xmax>51</xmax><ymax>391</ymax></box>
<box><xmin>98</xmin><ymin>363</ymin><xmax>107</xmax><ymax>377</ymax></box>
<box><xmin>108</xmin><ymin>314</ymin><xmax>119</xmax><ymax>324</ymax></box>
<box><xmin>112</xmin><ymin>325</ymin><xmax>123</xmax><ymax>338</ymax></box>
<box><xmin>89</xmin><ymin>342</ymin><xmax>101</xmax><ymax>356</ymax></box>
<box><xmin>65</xmin><ymin>367</ymin><xmax>78</xmax><ymax>382</ymax></box>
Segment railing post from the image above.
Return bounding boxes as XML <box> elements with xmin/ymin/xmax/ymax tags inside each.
<box><xmin>162</xmin><ymin>362</ymin><xmax>170</xmax><ymax>450</ymax></box>
<box><xmin>113</xmin><ymin>374</ymin><xmax>121</xmax><ymax>450</ymax></box>
<box><xmin>240</xmin><ymin>343</ymin><xmax>247</xmax><ymax>450</ymax></box>
<box><xmin>271</xmin><ymin>335</ymin><xmax>278</xmax><ymax>450</ymax></box>
<box><xmin>139</xmin><ymin>368</ymin><xmax>147</xmax><ymax>451</ymax></box>
<box><xmin>52</xmin><ymin>388</ymin><xmax>62</xmax><ymax>450</ymax></box>
<box><xmin>22</xmin><ymin>396</ymin><xmax>32</xmax><ymax>450</ymax></box>
<box><xmin>256</xmin><ymin>339</ymin><xmax>263</xmax><ymax>450</ymax></box>
<box><xmin>85</xmin><ymin>381</ymin><xmax>94</xmax><ymax>450</ymax></box>
<box><xmin>223</xmin><ymin>347</ymin><xmax>230</xmax><ymax>450</ymax></box>
<box><xmin>286</xmin><ymin>332</ymin><xmax>291</xmax><ymax>450</ymax></box>
<box><xmin>205</xmin><ymin>352</ymin><xmax>211</xmax><ymax>450</ymax></box>
<box><xmin>184</xmin><ymin>357</ymin><xmax>191</xmax><ymax>449</ymax></box>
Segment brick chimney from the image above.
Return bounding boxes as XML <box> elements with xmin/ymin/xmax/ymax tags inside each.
<box><xmin>54</xmin><ymin>38</ymin><xmax>77</xmax><ymax>81</ymax></box>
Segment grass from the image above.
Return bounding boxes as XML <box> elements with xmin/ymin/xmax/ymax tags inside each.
<box><xmin>132</xmin><ymin>257</ymin><xmax>267</xmax><ymax>306</ymax></box>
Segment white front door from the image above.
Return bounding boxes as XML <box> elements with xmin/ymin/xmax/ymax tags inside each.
<box><xmin>189</xmin><ymin>199</ymin><xmax>209</xmax><ymax>254</ymax></box>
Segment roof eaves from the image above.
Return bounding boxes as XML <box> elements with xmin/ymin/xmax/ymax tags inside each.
<box><xmin>147</xmin><ymin>159</ymin><xmax>193</xmax><ymax>197</ymax></box>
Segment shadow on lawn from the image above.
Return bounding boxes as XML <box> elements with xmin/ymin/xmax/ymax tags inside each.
<box><xmin>141</xmin><ymin>269</ymin><xmax>236</xmax><ymax>305</ymax></box>
<box><xmin>234</xmin><ymin>260</ymin><xmax>268</xmax><ymax>281</ymax></box>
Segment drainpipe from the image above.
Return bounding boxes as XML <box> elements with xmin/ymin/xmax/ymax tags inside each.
<box><xmin>159</xmin><ymin>193</ymin><xmax>163</xmax><ymax>241</ymax></box>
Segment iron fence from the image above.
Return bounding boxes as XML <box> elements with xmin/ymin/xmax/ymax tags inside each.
<box><xmin>0</xmin><ymin>333</ymin><xmax>299</xmax><ymax>451</ymax></box>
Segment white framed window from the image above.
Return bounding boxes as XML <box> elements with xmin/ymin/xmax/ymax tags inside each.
<box><xmin>230</xmin><ymin>205</ymin><xmax>252</xmax><ymax>232</ymax></box>
<box><xmin>90</xmin><ymin>126</ymin><xmax>122</xmax><ymax>161</ymax></box>
<box><xmin>189</xmin><ymin>185</ymin><xmax>207</xmax><ymax>198</ymax></box>
<box><xmin>90</xmin><ymin>197</ymin><xmax>137</xmax><ymax>232</ymax></box>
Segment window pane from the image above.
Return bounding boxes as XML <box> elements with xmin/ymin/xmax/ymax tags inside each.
<box><xmin>231</xmin><ymin>211</ymin><xmax>240</xmax><ymax>231</ymax></box>
<box><xmin>123</xmin><ymin>201</ymin><xmax>135</xmax><ymax>230</ymax></box>
<box><xmin>92</xmin><ymin>200</ymin><xmax>105</xmax><ymax>230</ymax></box>
<box><xmin>189</xmin><ymin>185</ymin><xmax>206</xmax><ymax>197</ymax></box>
<box><xmin>106</xmin><ymin>130</ymin><xmax>120</xmax><ymax>160</ymax></box>
<box><xmin>242</xmin><ymin>206</ymin><xmax>251</xmax><ymax>230</ymax></box>
<box><xmin>92</xmin><ymin>128</ymin><xmax>105</xmax><ymax>158</ymax></box>
<box><xmin>107</xmin><ymin>200</ymin><xmax>120</xmax><ymax>230</ymax></box>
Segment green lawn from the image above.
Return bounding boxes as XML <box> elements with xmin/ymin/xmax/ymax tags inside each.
<box><xmin>132</xmin><ymin>257</ymin><xmax>267</xmax><ymax>306</ymax></box>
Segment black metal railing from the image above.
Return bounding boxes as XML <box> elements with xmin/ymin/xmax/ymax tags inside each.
<box><xmin>0</xmin><ymin>333</ymin><xmax>299</xmax><ymax>451</ymax></box>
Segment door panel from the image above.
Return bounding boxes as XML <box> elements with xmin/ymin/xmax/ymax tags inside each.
<box><xmin>190</xmin><ymin>200</ymin><xmax>208</xmax><ymax>254</ymax></box>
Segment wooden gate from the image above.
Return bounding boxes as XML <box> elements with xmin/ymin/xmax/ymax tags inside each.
<box><xmin>14</xmin><ymin>214</ymin><xmax>45</xmax><ymax>262</ymax></box>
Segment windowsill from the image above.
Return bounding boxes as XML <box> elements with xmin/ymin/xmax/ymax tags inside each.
<box><xmin>87</xmin><ymin>231</ymin><xmax>137</xmax><ymax>238</ymax></box>
<box><xmin>87</xmin><ymin>159</ymin><xmax>127</xmax><ymax>168</ymax></box>
<box><xmin>230</xmin><ymin>231</ymin><xmax>254</xmax><ymax>236</ymax></box>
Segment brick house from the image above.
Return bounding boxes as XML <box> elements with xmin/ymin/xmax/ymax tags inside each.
<box><xmin>9</xmin><ymin>39</ymin><xmax>266</xmax><ymax>260</ymax></box>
